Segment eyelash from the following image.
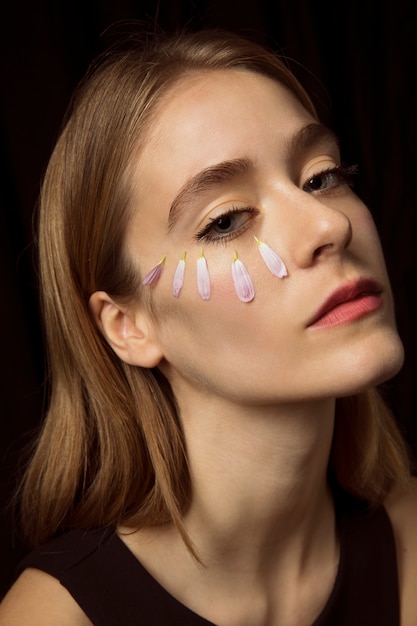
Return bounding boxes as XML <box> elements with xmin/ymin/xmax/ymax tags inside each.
<box><xmin>302</xmin><ymin>163</ymin><xmax>358</xmax><ymax>194</ymax></box>
<box><xmin>195</xmin><ymin>206</ymin><xmax>259</xmax><ymax>244</ymax></box>
<box><xmin>194</xmin><ymin>164</ymin><xmax>358</xmax><ymax>244</ymax></box>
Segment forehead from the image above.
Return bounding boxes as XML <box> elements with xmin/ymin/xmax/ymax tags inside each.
<box><xmin>143</xmin><ymin>69</ymin><xmax>313</xmax><ymax>158</ymax></box>
<box><xmin>133</xmin><ymin>69</ymin><xmax>317</xmax><ymax>192</ymax></box>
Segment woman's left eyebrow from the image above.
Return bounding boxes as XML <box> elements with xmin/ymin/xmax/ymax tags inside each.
<box><xmin>167</xmin><ymin>157</ymin><xmax>253</xmax><ymax>231</ymax></box>
<box><xmin>287</xmin><ymin>122</ymin><xmax>340</xmax><ymax>157</ymax></box>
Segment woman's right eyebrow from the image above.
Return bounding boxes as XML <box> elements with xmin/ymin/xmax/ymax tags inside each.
<box><xmin>167</xmin><ymin>157</ymin><xmax>253</xmax><ymax>231</ymax></box>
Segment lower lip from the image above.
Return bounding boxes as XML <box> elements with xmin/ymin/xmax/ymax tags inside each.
<box><xmin>309</xmin><ymin>294</ymin><xmax>383</xmax><ymax>329</ymax></box>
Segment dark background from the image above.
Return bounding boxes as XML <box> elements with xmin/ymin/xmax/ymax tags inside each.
<box><xmin>1</xmin><ymin>0</ymin><xmax>416</xmax><ymax>598</ymax></box>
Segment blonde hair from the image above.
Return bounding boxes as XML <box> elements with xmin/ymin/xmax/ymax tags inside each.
<box><xmin>19</xmin><ymin>29</ymin><xmax>411</xmax><ymax>550</ymax></box>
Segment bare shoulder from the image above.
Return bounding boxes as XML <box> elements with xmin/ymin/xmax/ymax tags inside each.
<box><xmin>385</xmin><ymin>475</ymin><xmax>417</xmax><ymax>626</ymax></box>
<box><xmin>0</xmin><ymin>568</ymin><xmax>92</xmax><ymax>626</ymax></box>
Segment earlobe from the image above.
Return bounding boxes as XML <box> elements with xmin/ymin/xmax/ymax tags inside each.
<box><xmin>88</xmin><ymin>291</ymin><xmax>163</xmax><ymax>368</ymax></box>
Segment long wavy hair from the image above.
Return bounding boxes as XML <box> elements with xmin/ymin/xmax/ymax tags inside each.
<box><xmin>19</xmin><ymin>28</ymin><xmax>411</xmax><ymax>553</ymax></box>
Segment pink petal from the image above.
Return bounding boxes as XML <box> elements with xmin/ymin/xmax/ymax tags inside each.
<box><xmin>254</xmin><ymin>236</ymin><xmax>287</xmax><ymax>278</ymax></box>
<box><xmin>197</xmin><ymin>251</ymin><xmax>210</xmax><ymax>300</ymax></box>
<box><xmin>232</xmin><ymin>252</ymin><xmax>255</xmax><ymax>302</ymax></box>
<box><xmin>142</xmin><ymin>256</ymin><xmax>166</xmax><ymax>286</ymax></box>
<box><xmin>172</xmin><ymin>253</ymin><xmax>186</xmax><ymax>297</ymax></box>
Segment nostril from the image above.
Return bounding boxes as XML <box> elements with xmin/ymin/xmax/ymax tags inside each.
<box><xmin>313</xmin><ymin>243</ymin><xmax>334</xmax><ymax>259</ymax></box>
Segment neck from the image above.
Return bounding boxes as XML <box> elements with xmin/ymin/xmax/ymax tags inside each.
<box><xmin>180</xmin><ymin>396</ymin><xmax>336</xmax><ymax>567</ymax></box>
<box><xmin>119</xmin><ymin>396</ymin><xmax>339</xmax><ymax>626</ymax></box>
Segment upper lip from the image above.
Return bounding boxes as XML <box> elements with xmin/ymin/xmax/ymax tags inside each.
<box><xmin>307</xmin><ymin>277</ymin><xmax>383</xmax><ymax>327</ymax></box>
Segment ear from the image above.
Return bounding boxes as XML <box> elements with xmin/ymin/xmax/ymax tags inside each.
<box><xmin>89</xmin><ymin>291</ymin><xmax>163</xmax><ymax>368</ymax></box>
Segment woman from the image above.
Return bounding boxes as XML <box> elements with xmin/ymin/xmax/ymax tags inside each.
<box><xmin>0</xmin><ymin>28</ymin><xmax>416</xmax><ymax>626</ymax></box>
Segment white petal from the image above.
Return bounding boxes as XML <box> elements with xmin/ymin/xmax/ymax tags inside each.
<box><xmin>255</xmin><ymin>237</ymin><xmax>287</xmax><ymax>278</ymax></box>
<box><xmin>197</xmin><ymin>252</ymin><xmax>210</xmax><ymax>300</ymax></box>
<box><xmin>232</xmin><ymin>255</ymin><xmax>255</xmax><ymax>302</ymax></box>
<box><xmin>172</xmin><ymin>254</ymin><xmax>186</xmax><ymax>297</ymax></box>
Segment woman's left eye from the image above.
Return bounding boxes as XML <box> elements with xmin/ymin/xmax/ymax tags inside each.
<box><xmin>303</xmin><ymin>164</ymin><xmax>358</xmax><ymax>194</ymax></box>
<box><xmin>195</xmin><ymin>207</ymin><xmax>258</xmax><ymax>244</ymax></box>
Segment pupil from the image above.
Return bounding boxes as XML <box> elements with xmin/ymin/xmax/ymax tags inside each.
<box><xmin>217</xmin><ymin>216</ymin><xmax>232</xmax><ymax>231</ymax></box>
<box><xmin>308</xmin><ymin>176</ymin><xmax>323</xmax><ymax>190</ymax></box>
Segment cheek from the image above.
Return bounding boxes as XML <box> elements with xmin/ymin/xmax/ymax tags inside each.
<box><xmin>149</xmin><ymin>253</ymin><xmax>287</xmax><ymax>329</ymax></box>
<box><xmin>151</xmin><ymin>251</ymin><xmax>254</xmax><ymax>325</ymax></box>
<box><xmin>148</xmin><ymin>249</ymin><xmax>275</xmax><ymax>351</ymax></box>
<box><xmin>149</xmin><ymin>251</ymin><xmax>291</xmax><ymax>377</ymax></box>
<box><xmin>143</xmin><ymin>234</ymin><xmax>288</xmax><ymax>309</ymax></box>
<box><xmin>166</xmin><ymin>251</ymin><xmax>238</xmax><ymax>303</ymax></box>
<box><xmin>142</xmin><ymin>241</ymin><xmax>291</xmax><ymax>384</ymax></box>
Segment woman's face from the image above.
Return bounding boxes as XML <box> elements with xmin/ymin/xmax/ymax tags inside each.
<box><xmin>125</xmin><ymin>69</ymin><xmax>403</xmax><ymax>406</ymax></box>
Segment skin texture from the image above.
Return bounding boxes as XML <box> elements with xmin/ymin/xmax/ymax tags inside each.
<box><xmin>121</xmin><ymin>69</ymin><xmax>404</xmax><ymax>404</ymax></box>
<box><xmin>1</xmin><ymin>69</ymin><xmax>415</xmax><ymax>626</ymax></box>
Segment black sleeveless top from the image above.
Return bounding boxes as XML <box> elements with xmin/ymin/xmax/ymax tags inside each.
<box><xmin>17</xmin><ymin>496</ymin><xmax>399</xmax><ymax>625</ymax></box>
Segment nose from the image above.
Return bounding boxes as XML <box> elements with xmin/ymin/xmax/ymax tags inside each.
<box><xmin>288</xmin><ymin>193</ymin><xmax>353</xmax><ymax>268</ymax></box>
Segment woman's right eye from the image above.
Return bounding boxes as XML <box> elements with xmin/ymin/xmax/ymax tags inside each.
<box><xmin>195</xmin><ymin>206</ymin><xmax>259</xmax><ymax>244</ymax></box>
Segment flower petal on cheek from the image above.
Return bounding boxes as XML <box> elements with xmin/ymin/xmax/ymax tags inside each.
<box><xmin>142</xmin><ymin>256</ymin><xmax>167</xmax><ymax>286</ymax></box>
<box><xmin>197</xmin><ymin>250</ymin><xmax>211</xmax><ymax>300</ymax></box>
<box><xmin>254</xmin><ymin>236</ymin><xmax>287</xmax><ymax>278</ymax></box>
<box><xmin>232</xmin><ymin>252</ymin><xmax>255</xmax><ymax>303</ymax></box>
<box><xmin>172</xmin><ymin>252</ymin><xmax>186</xmax><ymax>297</ymax></box>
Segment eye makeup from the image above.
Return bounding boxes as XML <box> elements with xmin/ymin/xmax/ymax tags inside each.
<box><xmin>142</xmin><ymin>238</ymin><xmax>287</xmax><ymax>302</ymax></box>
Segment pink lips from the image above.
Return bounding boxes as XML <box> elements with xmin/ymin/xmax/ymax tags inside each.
<box><xmin>307</xmin><ymin>278</ymin><xmax>383</xmax><ymax>329</ymax></box>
